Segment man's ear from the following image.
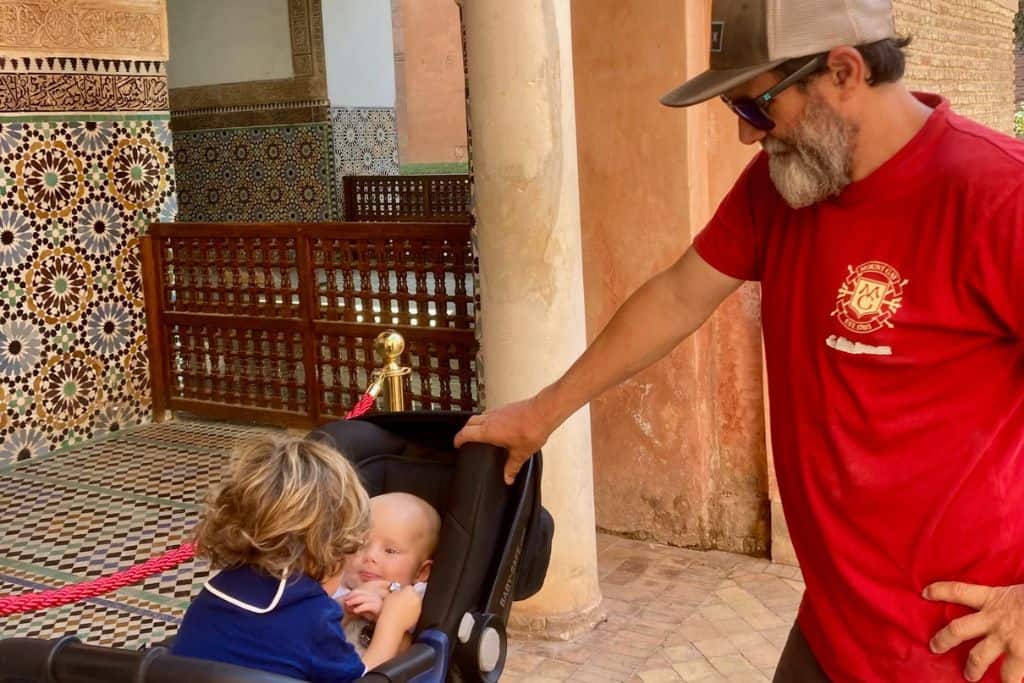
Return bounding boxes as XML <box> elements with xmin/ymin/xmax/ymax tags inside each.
<box><xmin>415</xmin><ymin>559</ymin><xmax>433</xmax><ymax>583</ymax></box>
<box><xmin>825</xmin><ymin>46</ymin><xmax>870</xmax><ymax>98</ymax></box>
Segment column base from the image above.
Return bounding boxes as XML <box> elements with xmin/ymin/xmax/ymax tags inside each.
<box><xmin>770</xmin><ymin>499</ymin><xmax>799</xmax><ymax>567</ymax></box>
<box><xmin>507</xmin><ymin>596</ymin><xmax>607</xmax><ymax>641</ymax></box>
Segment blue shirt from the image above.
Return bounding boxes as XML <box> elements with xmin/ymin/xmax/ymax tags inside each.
<box><xmin>171</xmin><ymin>565</ymin><xmax>365</xmax><ymax>682</ymax></box>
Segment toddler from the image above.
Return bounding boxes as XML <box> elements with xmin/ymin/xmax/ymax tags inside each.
<box><xmin>171</xmin><ymin>435</ymin><xmax>420</xmax><ymax>681</ymax></box>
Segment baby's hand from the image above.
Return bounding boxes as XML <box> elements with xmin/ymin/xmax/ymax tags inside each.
<box><xmin>343</xmin><ymin>588</ymin><xmax>385</xmax><ymax>621</ymax></box>
<box><xmin>378</xmin><ymin>586</ymin><xmax>422</xmax><ymax>634</ymax></box>
<box><xmin>359</xmin><ymin>579</ymin><xmax>393</xmax><ymax>600</ymax></box>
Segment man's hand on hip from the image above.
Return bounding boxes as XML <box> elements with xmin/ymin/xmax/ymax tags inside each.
<box><xmin>924</xmin><ymin>581</ymin><xmax>1024</xmax><ymax>682</ymax></box>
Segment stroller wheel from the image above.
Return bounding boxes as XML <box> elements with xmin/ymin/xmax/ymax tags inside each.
<box><xmin>478</xmin><ymin>625</ymin><xmax>501</xmax><ymax>673</ymax></box>
<box><xmin>456</xmin><ymin>612</ymin><xmax>506</xmax><ymax>682</ymax></box>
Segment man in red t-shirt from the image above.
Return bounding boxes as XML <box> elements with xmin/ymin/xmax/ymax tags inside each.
<box><xmin>455</xmin><ymin>0</ymin><xmax>1024</xmax><ymax>681</ymax></box>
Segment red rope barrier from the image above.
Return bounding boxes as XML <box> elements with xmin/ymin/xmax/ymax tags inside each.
<box><xmin>0</xmin><ymin>543</ymin><xmax>197</xmax><ymax>617</ymax></box>
<box><xmin>344</xmin><ymin>391</ymin><xmax>378</xmax><ymax>421</ymax></box>
<box><xmin>0</xmin><ymin>391</ymin><xmax>378</xmax><ymax>617</ymax></box>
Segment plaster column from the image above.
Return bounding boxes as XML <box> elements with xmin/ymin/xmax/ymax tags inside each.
<box><xmin>459</xmin><ymin>0</ymin><xmax>604</xmax><ymax>638</ymax></box>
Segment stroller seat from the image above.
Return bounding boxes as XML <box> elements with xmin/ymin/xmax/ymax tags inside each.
<box><xmin>0</xmin><ymin>411</ymin><xmax>553</xmax><ymax>683</ymax></box>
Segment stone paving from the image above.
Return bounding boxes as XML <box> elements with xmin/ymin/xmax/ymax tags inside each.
<box><xmin>504</xmin><ymin>534</ymin><xmax>804</xmax><ymax>683</ymax></box>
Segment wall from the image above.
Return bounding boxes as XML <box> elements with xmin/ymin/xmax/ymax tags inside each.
<box><xmin>166</xmin><ymin>0</ymin><xmax>293</xmax><ymax>89</ymax></box>
<box><xmin>322</xmin><ymin>0</ymin><xmax>396</xmax><ymax>107</ymax></box>
<box><xmin>331</xmin><ymin>107</ymin><xmax>399</xmax><ymax>181</ymax></box>
<box><xmin>173</xmin><ymin>123</ymin><xmax>335</xmax><ymax>222</ymax></box>
<box><xmin>0</xmin><ymin>0</ymin><xmax>175</xmax><ymax>465</ymax></box>
<box><xmin>571</xmin><ymin>0</ymin><xmax>768</xmax><ymax>554</ymax></box>
<box><xmin>1016</xmin><ymin>47</ymin><xmax>1024</xmax><ymax>105</ymax></box>
<box><xmin>322</xmin><ymin>0</ymin><xmax>400</xmax><ymax>184</ymax></box>
<box><xmin>393</xmin><ymin>0</ymin><xmax>468</xmax><ymax>164</ymax></box>
<box><xmin>894</xmin><ymin>0</ymin><xmax>1017</xmax><ymax>132</ymax></box>
<box><xmin>570</xmin><ymin>0</ymin><xmax>1018</xmax><ymax>559</ymax></box>
<box><xmin>169</xmin><ymin>0</ymin><xmax>398</xmax><ymax>221</ymax></box>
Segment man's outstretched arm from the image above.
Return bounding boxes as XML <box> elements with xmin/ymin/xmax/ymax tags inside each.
<box><xmin>454</xmin><ymin>247</ymin><xmax>743</xmax><ymax>483</ymax></box>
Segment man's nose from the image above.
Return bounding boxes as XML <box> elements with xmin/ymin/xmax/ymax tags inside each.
<box><xmin>738</xmin><ymin>117</ymin><xmax>767</xmax><ymax>146</ymax></box>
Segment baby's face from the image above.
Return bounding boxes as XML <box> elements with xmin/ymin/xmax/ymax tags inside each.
<box><xmin>343</xmin><ymin>495</ymin><xmax>432</xmax><ymax>589</ymax></box>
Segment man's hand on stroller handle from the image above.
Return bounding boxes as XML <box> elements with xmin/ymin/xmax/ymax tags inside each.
<box><xmin>455</xmin><ymin>396</ymin><xmax>554</xmax><ymax>485</ymax></box>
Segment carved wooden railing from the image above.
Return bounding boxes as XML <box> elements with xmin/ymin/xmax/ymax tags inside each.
<box><xmin>342</xmin><ymin>174</ymin><xmax>472</xmax><ymax>223</ymax></box>
<box><xmin>141</xmin><ymin>222</ymin><xmax>478</xmax><ymax>428</ymax></box>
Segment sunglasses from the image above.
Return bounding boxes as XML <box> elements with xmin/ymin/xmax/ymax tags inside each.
<box><xmin>720</xmin><ymin>56</ymin><xmax>825</xmax><ymax>131</ymax></box>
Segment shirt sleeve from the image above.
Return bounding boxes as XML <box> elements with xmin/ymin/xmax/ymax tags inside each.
<box><xmin>969</xmin><ymin>182</ymin><xmax>1024</xmax><ymax>338</ymax></box>
<box><xmin>308</xmin><ymin>610</ymin><xmax>366</xmax><ymax>683</ymax></box>
<box><xmin>692</xmin><ymin>153</ymin><xmax>769</xmax><ymax>282</ymax></box>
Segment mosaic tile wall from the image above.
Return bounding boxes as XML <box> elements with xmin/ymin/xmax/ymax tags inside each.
<box><xmin>331</xmin><ymin>106</ymin><xmax>400</xmax><ymax>217</ymax></box>
<box><xmin>0</xmin><ymin>58</ymin><xmax>175</xmax><ymax>466</ymax></box>
<box><xmin>173</xmin><ymin>108</ymin><xmax>398</xmax><ymax>223</ymax></box>
<box><xmin>173</xmin><ymin>122</ymin><xmax>336</xmax><ymax>223</ymax></box>
<box><xmin>331</xmin><ymin>106</ymin><xmax>399</xmax><ymax>178</ymax></box>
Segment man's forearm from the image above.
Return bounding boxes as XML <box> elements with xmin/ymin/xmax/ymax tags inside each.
<box><xmin>535</xmin><ymin>248</ymin><xmax>740</xmax><ymax>430</ymax></box>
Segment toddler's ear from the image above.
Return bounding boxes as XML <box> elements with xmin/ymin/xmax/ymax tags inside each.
<box><xmin>415</xmin><ymin>559</ymin><xmax>433</xmax><ymax>583</ymax></box>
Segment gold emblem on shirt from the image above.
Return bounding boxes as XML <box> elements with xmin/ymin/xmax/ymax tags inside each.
<box><xmin>831</xmin><ymin>261</ymin><xmax>908</xmax><ymax>334</ymax></box>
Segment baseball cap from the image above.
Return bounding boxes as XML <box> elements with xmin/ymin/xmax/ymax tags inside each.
<box><xmin>661</xmin><ymin>0</ymin><xmax>895</xmax><ymax>107</ymax></box>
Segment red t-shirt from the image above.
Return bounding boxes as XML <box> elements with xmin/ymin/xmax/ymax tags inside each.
<box><xmin>694</xmin><ymin>94</ymin><xmax>1024</xmax><ymax>682</ymax></box>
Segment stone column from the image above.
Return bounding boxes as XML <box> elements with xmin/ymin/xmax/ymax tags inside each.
<box><xmin>459</xmin><ymin>0</ymin><xmax>604</xmax><ymax>638</ymax></box>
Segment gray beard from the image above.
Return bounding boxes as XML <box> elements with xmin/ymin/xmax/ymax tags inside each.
<box><xmin>763</xmin><ymin>95</ymin><xmax>857</xmax><ymax>209</ymax></box>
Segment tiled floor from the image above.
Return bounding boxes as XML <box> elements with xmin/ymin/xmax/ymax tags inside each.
<box><xmin>505</xmin><ymin>535</ymin><xmax>803</xmax><ymax>682</ymax></box>
<box><xmin>0</xmin><ymin>420</ymin><xmax>802</xmax><ymax>682</ymax></box>
<box><xmin>0</xmin><ymin>421</ymin><xmax>260</xmax><ymax>646</ymax></box>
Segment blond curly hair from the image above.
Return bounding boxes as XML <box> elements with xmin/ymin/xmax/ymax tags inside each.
<box><xmin>194</xmin><ymin>434</ymin><xmax>369</xmax><ymax>582</ymax></box>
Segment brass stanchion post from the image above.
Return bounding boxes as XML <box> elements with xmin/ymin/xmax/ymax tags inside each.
<box><xmin>374</xmin><ymin>330</ymin><xmax>411</xmax><ymax>412</ymax></box>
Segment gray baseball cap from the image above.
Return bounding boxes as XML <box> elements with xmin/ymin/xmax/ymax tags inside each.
<box><xmin>661</xmin><ymin>0</ymin><xmax>896</xmax><ymax>107</ymax></box>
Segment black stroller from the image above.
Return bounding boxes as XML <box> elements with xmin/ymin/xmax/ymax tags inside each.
<box><xmin>0</xmin><ymin>412</ymin><xmax>553</xmax><ymax>682</ymax></box>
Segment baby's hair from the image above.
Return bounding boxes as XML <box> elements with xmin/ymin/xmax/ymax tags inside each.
<box><xmin>194</xmin><ymin>434</ymin><xmax>369</xmax><ymax>581</ymax></box>
<box><xmin>373</xmin><ymin>492</ymin><xmax>441</xmax><ymax>557</ymax></box>
<box><xmin>410</xmin><ymin>494</ymin><xmax>441</xmax><ymax>557</ymax></box>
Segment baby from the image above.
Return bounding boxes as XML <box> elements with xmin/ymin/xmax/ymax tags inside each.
<box><xmin>334</xmin><ymin>492</ymin><xmax>441</xmax><ymax>652</ymax></box>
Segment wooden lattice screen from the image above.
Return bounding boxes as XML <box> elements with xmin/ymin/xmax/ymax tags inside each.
<box><xmin>342</xmin><ymin>175</ymin><xmax>472</xmax><ymax>223</ymax></box>
<box><xmin>141</xmin><ymin>222</ymin><xmax>478</xmax><ymax>428</ymax></box>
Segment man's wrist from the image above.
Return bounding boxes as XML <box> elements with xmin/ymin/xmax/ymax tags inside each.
<box><xmin>535</xmin><ymin>383</ymin><xmax>575</xmax><ymax>432</ymax></box>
